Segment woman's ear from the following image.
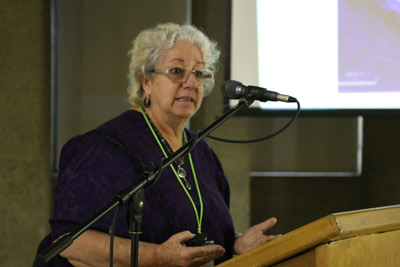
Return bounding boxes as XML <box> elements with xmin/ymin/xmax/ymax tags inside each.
<box><xmin>140</xmin><ymin>75</ymin><xmax>152</xmax><ymax>96</ymax></box>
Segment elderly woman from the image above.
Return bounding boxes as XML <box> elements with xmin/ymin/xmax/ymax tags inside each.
<box><xmin>35</xmin><ymin>23</ymin><xmax>279</xmax><ymax>267</ymax></box>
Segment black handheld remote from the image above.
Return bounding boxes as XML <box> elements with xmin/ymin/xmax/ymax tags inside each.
<box><xmin>184</xmin><ymin>233</ymin><xmax>208</xmax><ymax>247</ymax></box>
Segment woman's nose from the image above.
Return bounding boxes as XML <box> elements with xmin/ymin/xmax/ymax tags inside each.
<box><xmin>183</xmin><ymin>70</ymin><xmax>199</xmax><ymax>87</ymax></box>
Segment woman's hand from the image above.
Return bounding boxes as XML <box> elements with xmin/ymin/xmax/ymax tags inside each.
<box><xmin>156</xmin><ymin>231</ymin><xmax>225</xmax><ymax>267</ymax></box>
<box><xmin>233</xmin><ymin>217</ymin><xmax>281</xmax><ymax>255</ymax></box>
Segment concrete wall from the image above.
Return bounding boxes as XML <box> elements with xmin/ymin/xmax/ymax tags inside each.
<box><xmin>0</xmin><ymin>1</ymin><xmax>52</xmax><ymax>265</ymax></box>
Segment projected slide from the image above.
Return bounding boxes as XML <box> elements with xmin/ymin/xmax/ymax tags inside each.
<box><xmin>339</xmin><ymin>0</ymin><xmax>400</xmax><ymax>93</ymax></box>
<box><xmin>253</xmin><ymin>0</ymin><xmax>400</xmax><ymax>111</ymax></box>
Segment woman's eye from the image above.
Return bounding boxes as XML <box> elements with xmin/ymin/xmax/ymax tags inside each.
<box><xmin>169</xmin><ymin>68</ymin><xmax>184</xmax><ymax>75</ymax></box>
<box><xmin>194</xmin><ymin>70</ymin><xmax>204</xmax><ymax>78</ymax></box>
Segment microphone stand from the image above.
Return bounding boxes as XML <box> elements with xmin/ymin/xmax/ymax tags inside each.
<box><xmin>129</xmin><ymin>188</ymin><xmax>144</xmax><ymax>267</ymax></box>
<box><xmin>35</xmin><ymin>98</ymin><xmax>254</xmax><ymax>267</ymax></box>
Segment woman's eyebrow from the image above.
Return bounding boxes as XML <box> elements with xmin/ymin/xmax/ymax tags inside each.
<box><xmin>167</xmin><ymin>58</ymin><xmax>205</xmax><ymax>66</ymax></box>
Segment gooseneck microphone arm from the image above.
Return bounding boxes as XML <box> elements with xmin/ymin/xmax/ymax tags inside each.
<box><xmin>35</xmin><ymin>97</ymin><xmax>256</xmax><ymax>267</ymax></box>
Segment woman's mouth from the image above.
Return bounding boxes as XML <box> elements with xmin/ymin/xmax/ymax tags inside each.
<box><xmin>175</xmin><ymin>97</ymin><xmax>194</xmax><ymax>102</ymax></box>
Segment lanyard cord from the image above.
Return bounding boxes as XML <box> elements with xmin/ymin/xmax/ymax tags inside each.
<box><xmin>139</xmin><ymin>106</ymin><xmax>204</xmax><ymax>234</ymax></box>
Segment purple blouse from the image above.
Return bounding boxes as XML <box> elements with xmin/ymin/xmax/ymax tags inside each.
<box><xmin>36</xmin><ymin>110</ymin><xmax>235</xmax><ymax>266</ymax></box>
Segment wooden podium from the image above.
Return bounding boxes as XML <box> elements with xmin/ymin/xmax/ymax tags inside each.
<box><xmin>217</xmin><ymin>205</ymin><xmax>400</xmax><ymax>267</ymax></box>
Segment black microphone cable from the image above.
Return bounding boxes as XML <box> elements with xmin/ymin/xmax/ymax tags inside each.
<box><xmin>109</xmin><ymin>205</ymin><xmax>123</xmax><ymax>267</ymax></box>
<box><xmin>207</xmin><ymin>99</ymin><xmax>301</xmax><ymax>144</ymax></box>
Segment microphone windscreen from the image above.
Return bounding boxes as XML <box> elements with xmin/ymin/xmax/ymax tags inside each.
<box><xmin>221</xmin><ymin>80</ymin><xmax>243</xmax><ymax>99</ymax></box>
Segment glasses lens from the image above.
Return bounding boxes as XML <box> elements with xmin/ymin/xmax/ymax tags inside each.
<box><xmin>170</xmin><ymin>68</ymin><xmax>186</xmax><ymax>79</ymax></box>
<box><xmin>158</xmin><ymin>68</ymin><xmax>212</xmax><ymax>84</ymax></box>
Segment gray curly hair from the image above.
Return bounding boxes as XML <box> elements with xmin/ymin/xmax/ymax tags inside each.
<box><xmin>127</xmin><ymin>23</ymin><xmax>220</xmax><ymax>106</ymax></box>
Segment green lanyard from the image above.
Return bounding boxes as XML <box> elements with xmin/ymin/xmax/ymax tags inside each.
<box><xmin>140</xmin><ymin>106</ymin><xmax>204</xmax><ymax>234</ymax></box>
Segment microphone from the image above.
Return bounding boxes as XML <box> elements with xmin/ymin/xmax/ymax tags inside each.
<box><xmin>221</xmin><ymin>80</ymin><xmax>297</xmax><ymax>103</ymax></box>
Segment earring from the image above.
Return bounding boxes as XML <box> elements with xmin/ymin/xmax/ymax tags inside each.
<box><xmin>144</xmin><ymin>95</ymin><xmax>151</xmax><ymax>107</ymax></box>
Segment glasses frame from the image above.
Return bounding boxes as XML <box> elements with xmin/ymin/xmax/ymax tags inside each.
<box><xmin>150</xmin><ymin>67</ymin><xmax>214</xmax><ymax>84</ymax></box>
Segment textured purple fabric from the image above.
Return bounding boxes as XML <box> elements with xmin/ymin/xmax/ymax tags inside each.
<box><xmin>35</xmin><ymin>110</ymin><xmax>235</xmax><ymax>266</ymax></box>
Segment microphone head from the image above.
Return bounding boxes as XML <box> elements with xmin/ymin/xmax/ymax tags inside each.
<box><xmin>221</xmin><ymin>80</ymin><xmax>245</xmax><ymax>99</ymax></box>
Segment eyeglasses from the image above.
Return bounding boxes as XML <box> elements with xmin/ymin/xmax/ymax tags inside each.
<box><xmin>150</xmin><ymin>67</ymin><xmax>213</xmax><ymax>84</ymax></box>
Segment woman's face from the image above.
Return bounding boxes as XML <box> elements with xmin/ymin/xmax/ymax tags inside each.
<box><xmin>142</xmin><ymin>41</ymin><xmax>205</xmax><ymax>121</ymax></box>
